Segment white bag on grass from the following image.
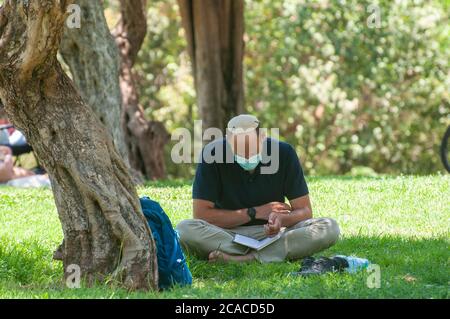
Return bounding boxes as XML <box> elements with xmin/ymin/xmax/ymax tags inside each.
<box><xmin>6</xmin><ymin>175</ymin><xmax>51</xmax><ymax>188</ymax></box>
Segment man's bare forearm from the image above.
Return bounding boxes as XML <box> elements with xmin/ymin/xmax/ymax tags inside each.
<box><xmin>280</xmin><ymin>207</ymin><xmax>312</xmax><ymax>228</ymax></box>
<box><xmin>194</xmin><ymin>207</ymin><xmax>251</xmax><ymax>229</ymax></box>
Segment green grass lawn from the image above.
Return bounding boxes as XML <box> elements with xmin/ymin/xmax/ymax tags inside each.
<box><xmin>0</xmin><ymin>175</ymin><xmax>448</xmax><ymax>298</ymax></box>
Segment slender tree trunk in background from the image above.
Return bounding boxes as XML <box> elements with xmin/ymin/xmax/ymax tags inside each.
<box><xmin>0</xmin><ymin>1</ymin><xmax>158</xmax><ymax>290</ymax></box>
<box><xmin>178</xmin><ymin>0</ymin><xmax>245</xmax><ymax>131</ymax></box>
<box><xmin>60</xmin><ymin>0</ymin><xmax>129</xmax><ymax>162</ymax></box>
<box><xmin>113</xmin><ymin>0</ymin><xmax>169</xmax><ymax>180</ymax></box>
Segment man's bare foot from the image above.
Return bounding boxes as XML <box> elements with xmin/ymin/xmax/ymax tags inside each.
<box><xmin>208</xmin><ymin>251</ymin><xmax>256</xmax><ymax>263</ymax></box>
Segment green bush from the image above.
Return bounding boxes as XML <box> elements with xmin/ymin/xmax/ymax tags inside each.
<box><xmin>245</xmin><ymin>0</ymin><xmax>449</xmax><ymax>175</ymax></box>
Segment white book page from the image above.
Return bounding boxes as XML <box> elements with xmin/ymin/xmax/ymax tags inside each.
<box><xmin>233</xmin><ymin>228</ymin><xmax>285</xmax><ymax>251</ymax></box>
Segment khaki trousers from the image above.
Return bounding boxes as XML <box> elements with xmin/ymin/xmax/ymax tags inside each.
<box><xmin>176</xmin><ymin>218</ymin><xmax>340</xmax><ymax>263</ymax></box>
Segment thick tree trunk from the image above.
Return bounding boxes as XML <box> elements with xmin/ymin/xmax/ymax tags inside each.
<box><xmin>113</xmin><ymin>0</ymin><xmax>169</xmax><ymax>180</ymax></box>
<box><xmin>0</xmin><ymin>1</ymin><xmax>158</xmax><ymax>290</ymax></box>
<box><xmin>178</xmin><ymin>0</ymin><xmax>245</xmax><ymax>131</ymax></box>
<box><xmin>59</xmin><ymin>0</ymin><xmax>129</xmax><ymax>162</ymax></box>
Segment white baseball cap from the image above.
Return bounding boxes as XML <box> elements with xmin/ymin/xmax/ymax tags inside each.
<box><xmin>227</xmin><ymin>114</ymin><xmax>260</xmax><ymax>135</ymax></box>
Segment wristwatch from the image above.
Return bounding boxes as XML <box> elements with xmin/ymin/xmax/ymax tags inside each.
<box><xmin>247</xmin><ymin>207</ymin><xmax>257</xmax><ymax>222</ymax></box>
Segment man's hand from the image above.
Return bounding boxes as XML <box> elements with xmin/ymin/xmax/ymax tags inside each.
<box><xmin>264</xmin><ymin>213</ymin><xmax>282</xmax><ymax>237</ymax></box>
<box><xmin>0</xmin><ymin>146</ymin><xmax>12</xmax><ymax>158</ymax></box>
<box><xmin>255</xmin><ymin>201</ymin><xmax>291</xmax><ymax>220</ymax></box>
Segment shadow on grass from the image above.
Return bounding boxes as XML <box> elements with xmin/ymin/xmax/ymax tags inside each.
<box><xmin>0</xmin><ymin>237</ymin><xmax>60</xmax><ymax>285</ymax></box>
<box><xmin>186</xmin><ymin>235</ymin><xmax>449</xmax><ymax>286</ymax></box>
<box><xmin>142</xmin><ymin>176</ymin><xmax>402</xmax><ymax>189</ymax></box>
<box><xmin>0</xmin><ymin>235</ymin><xmax>447</xmax><ymax>298</ymax></box>
<box><xmin>143</xmin><ymin>179</ymin><xmax>193</xmax><ymax>189</ymax></box>
<box><xmin>307</xmin><ymin>175</ymin><xmax>387</xmax><ymax>182</ymax></box>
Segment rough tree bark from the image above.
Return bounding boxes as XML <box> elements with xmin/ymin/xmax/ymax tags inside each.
<box><xmin>112</xmin><ymin>0</ymin><xmax>169</xmax><ymax>180</ymax></box>
<box><xmin>59</xmin><ymin>0</ymin><xmax>129</xmax><ymax>162</ymax></box>
<box><xmin>0</xmin><ymin>0</ymin><xmax>158</xmax><ymax>290</ymax></box>
<box><xmin>178</xmin><ymin>0</ymin><xmax>245</xmax><ymax>131</ymax></box>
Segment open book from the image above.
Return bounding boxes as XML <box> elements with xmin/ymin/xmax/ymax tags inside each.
<box><xmin>233</xmin><ymin>228</ymin><xmax>286</xmax><ymax>251</ymax></box>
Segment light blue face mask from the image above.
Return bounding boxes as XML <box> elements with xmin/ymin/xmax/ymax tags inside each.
<box><xmin>234</xmin><ymin>153</ymin><xmax>261</xmax><ymax>171</ymax></box>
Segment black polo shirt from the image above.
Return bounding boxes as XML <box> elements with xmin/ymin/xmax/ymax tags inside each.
<box><xmin>192</xmin><ymin>137</ymin><xmax>309</xmax><ymax>226</ymax></box>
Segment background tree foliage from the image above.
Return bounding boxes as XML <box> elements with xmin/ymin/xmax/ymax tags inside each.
<box><xmin>244</xmin><ymin>0</ymin><xmax>449</xmax><ymax>175</ymax></box>
<box><xmin>119</xmin><ymin>0</ymin><xmax>449</xmax><ymax>177</ymax></box>
<box><xmin>3</xmin><ymin>0</ymin><xmax>446</xmax><ymax>177</ymax></box>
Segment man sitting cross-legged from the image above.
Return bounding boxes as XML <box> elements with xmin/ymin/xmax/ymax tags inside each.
<box><xmin>176</xmin><ymin>114</ymin><xmax>340</xmax><ymax>263</ymax></box>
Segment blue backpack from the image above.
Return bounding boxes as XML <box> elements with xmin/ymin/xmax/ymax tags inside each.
<box><xmin>139</xmin><ymin>196</ymin><xmax>192</xmax><ymax>290</ymax></box>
